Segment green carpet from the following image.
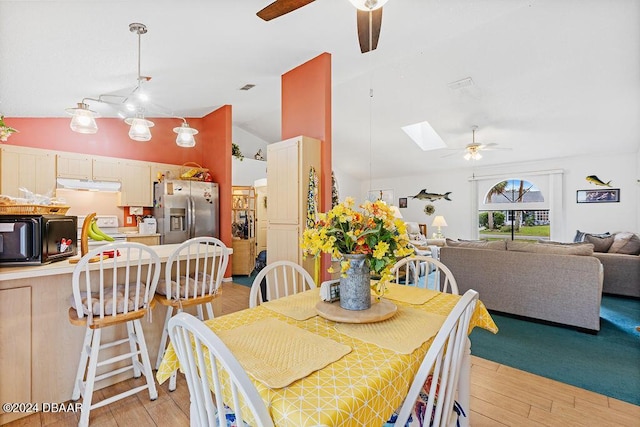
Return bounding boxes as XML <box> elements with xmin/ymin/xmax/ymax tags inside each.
<box><xmin>469</xmin><ymin>295</ymin><xmax>640</xmax><ymax>405</ymax></box>
<box><xmin>232</xmin><ymin>275</ymin><xmax>254</xmax><ymax>287</ymax></box>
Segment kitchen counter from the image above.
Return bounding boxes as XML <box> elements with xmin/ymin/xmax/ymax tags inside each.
<box><xmin>0</xmin><ymin>243</ymin><xmax>231</xmax><ymax>282</ymax></box>
<box><xmin>0</xmin><ymin>243</ymin><xmax>232</xmax><ymax>425</ymax></box>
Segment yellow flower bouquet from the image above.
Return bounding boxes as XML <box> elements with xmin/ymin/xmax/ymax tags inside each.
<box><xmin>301</xmin><ymin>197</ymin><xmax>414</xmax><ymax>296</ymax></box>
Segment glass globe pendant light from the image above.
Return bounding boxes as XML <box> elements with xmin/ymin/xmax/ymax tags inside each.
<box><xmin>65</xmin><ymin>102</ymin><xmax>98</xmax><ymax>134</ymax></box>
<box><xmin>173</xmin><ymin>122</ymin><xmax>198</xmax><ymax>147</ymax></box>
<box><xmin>124</xmin><ymin>114</ymin><xmax>154</xmax><ymax>142</ymax></box>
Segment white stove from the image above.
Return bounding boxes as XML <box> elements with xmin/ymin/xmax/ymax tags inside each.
<box><xmin>77</xmin><ymin>214</ymin><xmax>128</xmax><ymax>247</ymax></box>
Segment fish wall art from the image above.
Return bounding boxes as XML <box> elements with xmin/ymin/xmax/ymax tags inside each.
<box><xmin>411</xmin><ymin>189</ymin><xmax>452</xmax><ymax>201</ymax></box>
<box><xmin>585</xmin><ymin>175</ymin><xmax>612</xmax><ymax>187</ymax></box>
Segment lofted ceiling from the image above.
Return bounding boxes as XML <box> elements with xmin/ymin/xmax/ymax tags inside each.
<box><xmin>1</xmin><ymin>0</ymin><xmax>639</xmax><ymax>180</ymax></box>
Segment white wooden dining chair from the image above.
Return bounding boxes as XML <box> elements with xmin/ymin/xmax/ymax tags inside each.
<box><xmin>249</xmin><ymin>260</ymin><xmax>315</xmax><ymax>308</ymax></box>
<box><xmin>68</xmin><ymin>242</ymin><xmax>161</xmax><ymax>427</ymax></box>
<box><xmin>387</xmin><ymin>289</ymin><xmax>479</xmax><ymax>427</ymax></box>
<box><xmin>391</xmin><ymin>255</ymin><xmax>459</xmax><ymax>294</ymax></box>
<box><xmin>168</xmin><ymin>312</ymin><xmax>275</xmax><ymax>427</ymax></box>
<box><xmin>155</xmin><ymin>237</ymin><xmax>229</xmax><ymax>390</ymax></box>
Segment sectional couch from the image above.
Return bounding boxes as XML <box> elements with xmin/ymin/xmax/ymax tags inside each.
<box><xmin>440</xmin><ymin>240</ymin><xmax>603</xmax><ymax>332</ymax></box>
<box><xmin>574</xmin><ymin>231</ymin><xmax>640</xmax><ymax>298</ymax></box>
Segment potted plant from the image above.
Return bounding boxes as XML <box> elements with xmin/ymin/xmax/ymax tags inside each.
<box><xmin>301</xmin><ymin>197</ymin><xmax>414</xmax><ymax>308</ymax></box>
<box><xmin>0</xmin><ymin>116</ymin><xmax>18</xmax><ymax>142</ymax></box>
<box><xmin>231</xmin><ymin>143</ymin><xmax>244</xmax><ymax>161</ymax></box>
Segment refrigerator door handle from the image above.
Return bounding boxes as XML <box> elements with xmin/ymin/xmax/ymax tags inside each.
<box><xmin>189</xmin><ymin>196</ymin><xmax>196</xmax><ymax>238</ymax></box>
<box><xmin>186</xmin><ymin>196</ymin><xmax>192</xmax><ymax>239</ymax></box>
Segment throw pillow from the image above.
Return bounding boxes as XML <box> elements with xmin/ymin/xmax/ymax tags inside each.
<box><xmin>445</xmin><ymin>238</ymin><xmax>506</xmax><ymax>250</ymax></box>
<box><xmin>573</xmin><ymin>229</ymin><xmax>611</xmax><ymax>243</ymax></box>
<box><xmin>584</xmin><ymin>234</ymin><xmax>615</xmax><ymax>252</ymax></box>
<box><xmin>608</xmin><ymin>232</ymin><xmax>640</xmax><ymax>255</ymax></box>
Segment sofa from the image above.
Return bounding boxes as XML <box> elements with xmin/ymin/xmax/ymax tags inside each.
<box><xmin>574</xmin><ymin>230</ymin><xmax>640</xmax><ymax>298</ymax></box>
<box><xmin>440</xmin><ymin>239</ymin><xmax>603</xmax><ymax>332</ymax></box>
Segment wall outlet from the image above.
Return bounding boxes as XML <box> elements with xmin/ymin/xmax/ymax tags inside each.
<box><xmin>126</xmin><ymin>216</ymin><xmax>133</xmax><ymax>225</ymax></box>
<box><xmin>130</xmin><ymin>206</ymin><xmax>143</xmax><ymax>215</ymax></box>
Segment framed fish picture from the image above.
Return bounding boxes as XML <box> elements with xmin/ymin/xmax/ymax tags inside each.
<box><xmin>577</xmin><ymin>189</ymin><xmax>620</xmax><ymax>203</ymax></box>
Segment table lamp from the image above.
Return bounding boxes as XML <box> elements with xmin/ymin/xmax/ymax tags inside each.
<box><xmin>431</xmin><ymin>215</ymin><xmax>448</xmax><ymax>238</ymax></box>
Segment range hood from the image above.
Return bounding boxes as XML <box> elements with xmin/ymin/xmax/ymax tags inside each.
<box><xmin>56</xmin><ymin>178</ymin><xmax>121</xmax><ymax>192</ymax></box>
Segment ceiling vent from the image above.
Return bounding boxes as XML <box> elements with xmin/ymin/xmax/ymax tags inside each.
<box><xmin>240</xmin><ymin>84</ymin><xmax>256</xmax><ymax>91</ymax></box>
<box><xmin>447</xmin><ymin>77</ymin><xmax>474</xmax><ymax>91</ymax></box>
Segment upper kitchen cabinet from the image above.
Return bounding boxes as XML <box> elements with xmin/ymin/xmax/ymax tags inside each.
<box><xmin>0</xmin><ymin>145</ymin><xmax>56</xmax><ymax>197</ymax></box>
<box><xmin>92</xmin><ymin>157</ymin><xmax>121</xmax><ymax>181</ymax></box>
<box><xmin>56</xmin><ymin>153</ymin><xmax>92</xmax><ymax>180</ymax></box>
<box><xmin>57</xmin><ymin>153</ymin><xmax>121</xmax><ymax>182</ymax></box>
<box><xmin>118</xmin><ymin>160</ymin><xmax>152</xmax><ymax>207</ymax></box>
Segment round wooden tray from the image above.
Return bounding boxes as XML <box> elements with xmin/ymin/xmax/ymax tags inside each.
<box><xmin>315</xmin><ymin>298</ymin><xmax>397</xmax><ymax>324</ymax></box>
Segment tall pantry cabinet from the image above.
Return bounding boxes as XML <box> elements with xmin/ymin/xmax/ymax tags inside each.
<box><xmin>266</xmin><ymin>136</ymin><xmax>321</xmax><ymax>277</ymax></box>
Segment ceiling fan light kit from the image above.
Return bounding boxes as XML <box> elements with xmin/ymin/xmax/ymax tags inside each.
<box><xmin>65</xmin><ymin>23</ymin><xmax>198</xmax><ymax>147</ymax></box>
<box><xmin>348</xmin><ymin>0</ymin><xmax>388</xmax><ymax>11</ymax></box>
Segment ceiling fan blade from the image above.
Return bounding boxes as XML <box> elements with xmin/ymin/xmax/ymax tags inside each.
<box><xmin>257</xmin><ymin>0</ymin><xmax>315</xmax><ymax>21</ymax></box>
<box><xmin>356</xmin><ymin>8</ymin><xmax>382</xmax><ymax>53</ymax></box>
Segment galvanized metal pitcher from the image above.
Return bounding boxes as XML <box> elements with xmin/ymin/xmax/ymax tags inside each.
<box><xmin>339</xmin><ymin>253</ymin><xmax>371</xmax><ymax>310</ymax></box>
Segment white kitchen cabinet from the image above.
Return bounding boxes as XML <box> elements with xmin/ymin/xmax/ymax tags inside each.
<box><xmin>266</xmin><ymin>135</ymin><xmax>321</xmax><ymax>275</ymax></box>
<box><xmin>92</xmin><ymin>157</ymin><xmax>121</xmax><ymax>181</ymax></box>
<box><xmin>118</xmin><ymin>161</ymin><xmax>152</xmax><ymax>207</ymax></box>
<box><xmin>0</xmin><ymin>145</ymin><xmax>57</xmax><ymax>197</ymax></box>
<box><xmin>56</xmin><ymin>152</ymin><xmax>92</xmax><ymax>180</ymax></box>
<box><xmin>0</xmin><ymin>287</ymin><xmax>31</xmax><ymax>425</ymax></box>
<box><xmin>58</xmin><ymin>153</ymin><xmax>122</xmax><ymax>182</ymax></box>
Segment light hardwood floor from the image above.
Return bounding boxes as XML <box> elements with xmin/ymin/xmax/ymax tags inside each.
<box><xmin>7</xmin><ymin>282</ymin><xmax>638</xmax><ymax>427</ymax></box>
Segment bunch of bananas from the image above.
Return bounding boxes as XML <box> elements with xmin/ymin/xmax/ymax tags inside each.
<box><xmin>88</xmin><ymin>220</ymin><xmax>114</xmax><ymax>242</ymax></box>
<box><xmin>80</xmin><ymin>213</ymin><xmax>115</xmax><ymax>256</ymax></box>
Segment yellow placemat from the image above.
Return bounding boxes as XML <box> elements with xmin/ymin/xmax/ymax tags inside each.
<box><xmin>216</xmin><ymin>318</ymin><xmax>351</xmax><ymax>389</ymax></box>
<box><xmin>382</xmin><ymin>282</ymin><xmax>440</xmax><ymax>305</ymax></box>
<box><xmin>261</xmin><ymin>288</ymin><xmax>320</xmax><ymax>321</ymax></box>
<box><xmin>335</xmin><ymin>306</ymin><xmax>446</xmax><ymax>354</ymax></box>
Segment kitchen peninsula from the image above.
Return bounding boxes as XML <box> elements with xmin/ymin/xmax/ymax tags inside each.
<box><xmin>0</xmin><ymin>244</ymin><xmax>231</xmax><ymax>425</ymax></box>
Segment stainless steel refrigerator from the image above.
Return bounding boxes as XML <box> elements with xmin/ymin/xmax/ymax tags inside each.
<box><xmin>154</xmin><ymin>180</ymin><xmax>219</xmax><ymax>244</ymax></box>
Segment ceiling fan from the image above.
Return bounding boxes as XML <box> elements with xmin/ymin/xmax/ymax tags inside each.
<box><xmin>442</xmin><ymin>126</ymin><xmax>511</xmax><ymax>161</ymax></box>
<box><xmin>257</xmin><ymin>0</ymin><xmax>389</xmax><ymax>53</ymax></box>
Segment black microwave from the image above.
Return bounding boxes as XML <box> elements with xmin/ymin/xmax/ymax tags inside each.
<box><xmin>0</xmin><ymin>215</ymin><xmax>78</xmax><ymax>265</ymax></box>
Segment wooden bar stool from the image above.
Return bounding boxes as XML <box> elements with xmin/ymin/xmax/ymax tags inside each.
<box><xmin>154</xmin><ymin>237</ymin><xmax>229</xmax><ymax>391</ymax></box>
<box><xmin>68</xmin><ymin>242</ymin><xmax>161</xmax><ymax>427</ymax></box>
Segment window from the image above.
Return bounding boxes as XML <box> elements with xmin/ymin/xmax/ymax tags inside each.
<box><xmin>479</xmin><ymin>179</ymin><xmax>550</xmax><ymax>241</ymax></box>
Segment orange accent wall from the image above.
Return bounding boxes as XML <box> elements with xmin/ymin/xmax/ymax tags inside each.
<box><xmin>4</xmin><ymin>117</ymin><xmax>207</xmax><ymax>164</ymax></box>
<box><xmin>281</xmin><ymin>52</ymin><xmax>332</xmax><ymax>281</ymax></box>
<box><xmin>200</xmin><ymin>106</ymin><xmax>233</xmax><ymax>255</ymax></box>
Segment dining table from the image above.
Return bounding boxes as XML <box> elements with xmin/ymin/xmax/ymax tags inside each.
<box><xmin>156</xmin><ymin>284</ymin><xmax>498</xmax><ymax>427</ymax></box>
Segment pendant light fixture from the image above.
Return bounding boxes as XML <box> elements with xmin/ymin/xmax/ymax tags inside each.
<box><xmin>65</xmin><ymin>23</ymin><xmax>198</xmax><ymax>147</ymax></box>
<box><xmin>173</xmin><ymin>121</ymin><xmax>198</xmax><ymax>147</ymax></box>
<box><xmin>124</xmin><ymin>23</ymin><xmax>155</xmax><ymax>142</ymax></box>
<box><xmin>66</xmin><ymin>102</ymin><xmax>99</xmax><ymax>134</ymax></box>
<box><xmin>125</xmin><ymin>114</ymin><xmax>154</xmax><ymax>142</ymax></box>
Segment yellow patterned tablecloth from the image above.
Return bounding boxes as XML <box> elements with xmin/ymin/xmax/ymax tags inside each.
<box><xmin>157</xmin><ymin>291</ymin><xmax>498</xmax><ymax>427</ymax></box>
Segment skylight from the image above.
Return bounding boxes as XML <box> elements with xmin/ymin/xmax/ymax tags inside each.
<box><xmin>401</xmin><ymin>121</ymin><xmax>446</xmax><ymax>151</ymax></box>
